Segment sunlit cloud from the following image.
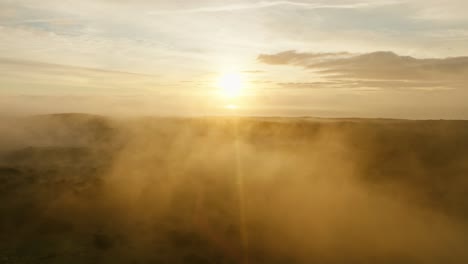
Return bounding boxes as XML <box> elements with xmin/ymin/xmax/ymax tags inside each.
<box><xmin>259</xmin><ymin>50</ymin><xmax>468</xmax><ymax>91</ymax></box>
<box><xmin>148</xmin><ymin>1</ymin><xmax>395</xmax><ymax>14</ymax></box>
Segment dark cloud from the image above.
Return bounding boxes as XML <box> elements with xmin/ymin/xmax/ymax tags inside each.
<box><xmin>258</xmin><ymin>51</ymin><xmax>468</xmax><ymax>90</ymax></box>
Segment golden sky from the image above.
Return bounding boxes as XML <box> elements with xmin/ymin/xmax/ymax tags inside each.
<box><xmin>1</xmin><ymin>0</ymin><xmax>468</xmax><ymax>118</ymax></box>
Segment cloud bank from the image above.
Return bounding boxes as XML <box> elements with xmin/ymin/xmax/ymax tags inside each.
<box><xmin>258</xmin><ymin>50</ymin><xmax>468</xmax><ymax>90</ymax></box>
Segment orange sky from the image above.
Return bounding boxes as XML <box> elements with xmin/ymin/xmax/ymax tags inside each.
<box><xmin>1</xmin><ymin>0</ymin><xmax>468</xmax><ymax>118</ymax></box>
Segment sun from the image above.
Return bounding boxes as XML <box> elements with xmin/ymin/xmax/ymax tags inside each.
<box><xmin>217</xmin><ymin>72</ymin><xmax>244</xmax><ymax>98</ymax></box>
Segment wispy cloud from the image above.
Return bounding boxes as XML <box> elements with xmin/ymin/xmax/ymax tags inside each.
<box><xmin>0</xmin><ymin>18</ymin><xmax>77</xmax><ymax>26</ymax></box>
<box><xmin>0</xmin><ymin>58</ymin><xmax>161</xmax><ymax>96</ymax></box>
<box><xmin>148</xmin><ymin>1</ymin><xmax>393</xmax><ymax>15</ymax></box>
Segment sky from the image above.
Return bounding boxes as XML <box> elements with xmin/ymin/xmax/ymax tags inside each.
<box><xmin>1</xmin><ymin>0</ymin><xmax>468</xmax><ymax>118</ymax></box>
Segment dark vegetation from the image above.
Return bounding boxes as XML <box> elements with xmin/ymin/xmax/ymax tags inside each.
<box><xmin>1</xmin><ymin>114</ymin><xmax>468</xmax><ymax>263</ymax></box>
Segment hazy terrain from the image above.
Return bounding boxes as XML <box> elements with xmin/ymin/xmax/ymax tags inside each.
<box><xmin>1</xmin><ymin>114</ymin><xmax>468</xmax><ymax>263</ymax></box>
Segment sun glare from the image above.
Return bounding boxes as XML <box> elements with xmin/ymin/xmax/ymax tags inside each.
<box><xmin>225</xmin><ymin>104</ymin><xmax>238</xmax><ymax>110</ymax></box>
<box><xmin>218</xmin><ymin>72</ymin><xmax>244</xmax><ymax>98</ymax></box>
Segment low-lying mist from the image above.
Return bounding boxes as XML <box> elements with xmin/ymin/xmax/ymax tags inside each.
<box><xmin>1</xmin><ymin>114</ymin><xmax>468</xmax><ymax>263</ymax></box>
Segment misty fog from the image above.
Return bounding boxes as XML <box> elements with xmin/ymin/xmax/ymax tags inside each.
<box><xmin>1</xmin><ymin>114</ymin><xmax>468</xmax><ymax>263</ymax></box>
